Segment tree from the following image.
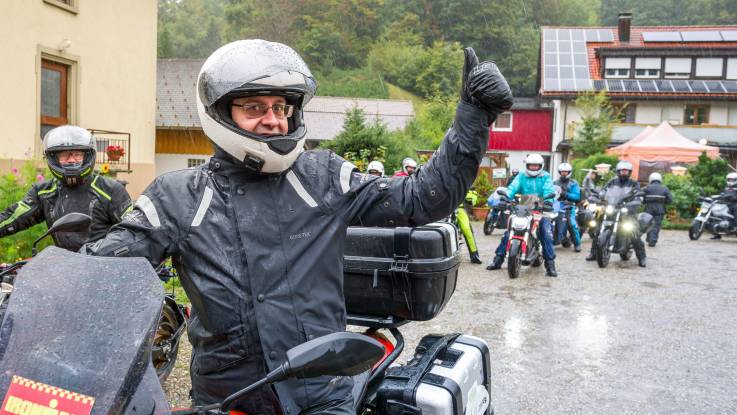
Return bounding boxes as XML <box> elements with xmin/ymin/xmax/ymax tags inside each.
<box><xmin>571</xmin><ymin>91</ymin><xmax>619</xmax><ymax>157</ymax></box>
<box><xmin>687</xmin><ymin>152</ymin><xmax>730</xmax><ymax>196</ymax></box>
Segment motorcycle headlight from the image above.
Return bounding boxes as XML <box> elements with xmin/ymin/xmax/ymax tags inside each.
<box><xmin>621</xmin><ymin>207</ymin><xmax>629</xmax><ymax>214</ymax></box>
<box><xmin>511</xmin><ymin>217</ymin><xmax>529</xmax><ymax>230</ymax></box>
<box><xmin>622</xmin><ymin>222</ymin><xmax>634</xmax><ymax>232</ymax></box>
<box><xmin>587</xmin><ymin>204</ymin><xmax>598</xmax><ymax>212</ymax></box>
<box><xmin>605</xmin><ymin>205</ymin><xmax>615</xmax><ymax>215</ymax></box>
<box><xmin>589</xmin><ymin>220</ymin><xmax>597</xmax><ymax>227</ymax></box>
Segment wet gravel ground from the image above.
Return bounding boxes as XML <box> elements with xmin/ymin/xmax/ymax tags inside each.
<box><xmin>164</xmin><ymin>224</ymin><xmax>737</xmax><ymax>413</ymax></box>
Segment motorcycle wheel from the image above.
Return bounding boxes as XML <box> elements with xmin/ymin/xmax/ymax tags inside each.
<box><xmin>152</xmin><ymin>300</ymin><xmax>181</xmax><ymax>382</ymax></box>
<box><xmin>507</xmin><ymin>239</ymin><xmax>522</xmax><ymax>279</ymax></box>
<box><xmin>483</xmin><ymin>217</ymin><xmax>494</xmax><ymax>235</ymax></box>
<box><xmin>620</xmin><ymin>250</ymin><xmax>631</xmax><ymax>261</ymax></box>
<box><xmin>596</xmin><ymin>229</ymin><xmax>611</xmax><ymax>268</ymax></box>
<box><xmin>688</xmin><ymin>222</ymin><xmax>704</xmax><ymax>240</ymax></box>
<box><xmin>561</xmin><ymin>238</ymin><xmax>572</xmax><ymax>248</ymax></box>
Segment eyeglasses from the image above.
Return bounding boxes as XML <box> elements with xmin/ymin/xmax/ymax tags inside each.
<box><xmin>56</xmin><ymin>150</ymin><xmax>85</xmax><ymax>161</ymax></box>
<box><xmin>231</xmin><ymin>103</ymin><xmax>294</xmax><ymax>119</ymax></box>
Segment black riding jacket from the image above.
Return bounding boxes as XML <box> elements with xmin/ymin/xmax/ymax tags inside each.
<box><xmin>643</xmin><ymin>181</ymin><xmax>673</xmax><ymax>215</ymax></box>
<box><xmin>83</xmin><ymin>101</ymin><xmax>491</xmax><ymax>414</ymax></box>
<box><xmin>0</xmin><ymin>174</ymin><xmax>131</xmax><ymax>251</ymax></box>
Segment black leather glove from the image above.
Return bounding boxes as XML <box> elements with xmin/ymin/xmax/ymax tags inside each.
<box><xmin>460</xmin><ymin>47</ymin><xmax>514</xmax><ymax>121</ymax></box>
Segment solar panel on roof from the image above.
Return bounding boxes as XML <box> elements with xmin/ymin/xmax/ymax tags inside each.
<box><xmin>572</xmin><ymin>30</ymin><xmax>584</xmax><ymax>41</ymax></box>
<box><xmin>544</xmin><ymin>66</ymin><xmax>557</xmax><ymax>78</ymax></box>
<box><xmin>607</xmin><ymin>80</ymin><xmax>624</xmax><ymax>91</ymax></box>
<box><xmin>544</xmin><ymin>41</ymin><xmax>557</xmax><ymax>52</ymax></box>
<box><xmin>720</xmin><ymin>31</ymin><xmax>737</xmax><ymax>41</ymax></box>
<box><xmin>558</xmin><ymin>29</ymin><xmax>571</xmax><ymax>40</ymax></box>
<box><xmin>545</xmin><ymin>78</ymin><xmax>560</xmax><ymax>90</ymax></box>
<box><xmin>655</xmin><ymin>80</ymin><xmax>674</xmax><ymax>92</ymax></box>
<box><xmin>638</xmin><ymin>80</ymin><xmax>657</xmax><ymax>92</ymax></box>
<box><xmin>681</xmin><ymin>31</ymin><xmax>722</xmax><ymax>41</ymax></box>
<box><xmin>704</xmin><ymin>81</ymin><xmax>725</xmax><ymax>93</ymax></box>
<box><xmin>573</xmin><ymin>54</ymin><xmax>587</xmax><ymax>66</ymax></box>
<box><xmin>559</xmin><ymin>54</ymin><xmax>572</xmax><ymax>65</ymax></box>
<box><xmin>690</xmin><ymin>80</ymin><xmax>708</xmax><ymax>92</ymax></box>
<box><xmin>593</xmin><ymin>80</ymin><xmax>607</xmax><ymax>90</ymax></box>
<box><xmin>560</xmin><ymin>66</ymin><xmax>574</xmax><ymax>78</ymax></box>
<box><xmin>642</xmin><ymin>31</ymin><xmax>682</xmax><ymax>42</ymax></box>
<box><xmin>544</xmin><ymin>54</ymin><xmax>557</xmax><ymax>65</ymax></box>
<box><xmin>621</xmin><ymin>80</ymin><xmax>640</xmax><ymax>92</ymax></box>
<box><xmin>598</xmin><ymin>29</ymin><xmax>614</xmax><ymax>42</ymax></box>
<box><xmin>671</xmin><ymin>80</ymin><xmax>691</xmax><ymax>92</ymax></box>
<box><xmin>722</xmin><ymin>81</ymin><xmax>737</xmax><ymax>93</ymax></box>
<box><xmin>560</xmin><ymin>79</ymin><xmax>576</xmax><ymax>90</ymax></box>
<box><xmin>574</xmin><ymin>78</ymin><xmax>591</xmax><ymax>90</ymax></box>
<box><xmin>585</xmin><ymin>29</ymin><xmax>599</xmax><ymax>41</ymax></box>
<box><xmin>574</xmin><ymin>66</ymin><xmax>589</xmax><ymax>78</ymax></box>
<box><xmin>543</xmin><ymin>29</ymin><xmax>557</xmax><ymax>40</ymax></box>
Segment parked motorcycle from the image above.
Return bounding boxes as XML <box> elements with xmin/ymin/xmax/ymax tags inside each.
<box><xmin>484</xmin><ymin>187</ymin><xmax>509</xmax><ymax>235</ymax></box>
<box><xmin>591</xmin><ymin>187</ymin><xmax>651</xmax><ymax>268</ymax></box>
<box><xmin>0</xmin><ymin>213</ymin><xmax>187</xmax><ymax>383</ymax></box>
<box><xmin>689</xmin><ymin>195</ymin><xmax>737</xmax><ymax>240</ymax></box>
<box><xmin>498</xmin><ymin>190</ymin><xmax>557</xmax><ymax>279</ymax></box>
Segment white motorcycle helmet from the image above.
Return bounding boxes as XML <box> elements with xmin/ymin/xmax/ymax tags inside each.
<box><xmin>557</xmin><ymin>162</ymin><xmax>573</xmax><ymax>178</ymax></box>
<box><xmin>196</xmin><ymin>39</ymin><xmax>317</xmax><ymax>174</ymax></box>
<box><xmin>524</xmin><ymin>154</ymin><xmax>545</xmax><ymax>177</ymax></box>
<box><xmin>615</xmin><ymin>160</ymin><xmax>634</xmax><ymax>180</ymax></box>
<box><xmin>402</xmin><ymin>158</ymin><xmax>418</xmax><ymax>175</ymax></box>
<box><xmin>43</xmin><ymin>125</ymin><xmax>97</xmax><ymax>186</ymax></box>
<box><xmin>727</xmin><ymin>172</ymin><xmax>737</xmax><ymax>188</ymax></box>
<box><xmin>367</xmin><ymin>160</ymin><xmax>385</xmax><ymax>177</ymax></box>
<box><xmin>649</xmin><ymin>172</ymin><xmax>663</xmax><ymax>183</ymax></box>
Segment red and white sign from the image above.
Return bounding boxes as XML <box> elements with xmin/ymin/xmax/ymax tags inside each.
<box><xmin>1</xmin><ymin>375</ymin><xmax>94</xmax><ymax>415</ymax></box>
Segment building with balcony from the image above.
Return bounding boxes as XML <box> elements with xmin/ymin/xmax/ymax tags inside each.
<box><xmin>0</xmin><ymin>1</ymin><xmax>158</xmax><ymax>197</ymax></box>
<box><xmin>539</xmin><ymin>13</ymin><xmax>737</xmax><ymax>173</ymax></box>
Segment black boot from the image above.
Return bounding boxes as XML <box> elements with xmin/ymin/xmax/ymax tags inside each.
<box><xmin>574</xmin><ymin>244</ymin><xmax>582</xmax><ymax>252</ymax></box>
<box><xmin>544</xmin><ymin>260</ymin><xmax>558</xmax><ymax>277</ymax></box>
<box><xmin>711</xmin><ymin>234</ymin><xmax>722</xmax><ymax>240</ymax></box>
<box><xmin>585</xmin><ymin>244</ymin><xmax>597</xmax><ymax>261</ymax></box>
<box><xmin>638</xmin><ymin>256</ymin><xmax>647</xmax><ymax>267</ymax></box>
<box><xmin>486</xmin><ymin>255</ymin><xmax>504</xmax><ymax>270</ymax></box>
<box><xmin>469</xmin><ymin>251</ymin><xmax>482</xmax><ymax>264</ymax></box>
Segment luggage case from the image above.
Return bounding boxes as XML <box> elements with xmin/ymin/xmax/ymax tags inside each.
<box><xmin>343</xmin><ymin>223</ymin><xmax>460</xmax><ymax>324</ymax></box>
<box><xmin>375</xmin><ymin>333</ymin><xmax>492</xmax><ymax>415</ymax></box>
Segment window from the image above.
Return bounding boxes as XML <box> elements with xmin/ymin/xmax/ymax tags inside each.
<box><xmin>40</xmin><ymin>59</ymin><xmax>69</xmax><ymax>139</ymax></box>
<box><xmin>684</xmin><ymin>105</ymin><xmax>709</xmax><ymax>125</ymax></box>
<box><xmin>662</xmin><ymin>105</ymin><xmax>683</xmax><ymax>124</ymax></box>
<box><xmin>612</xmin><ymin>103</ymin><xmax>636</xmax><ymax>123</ymax></box>
<box><xmin>726</xmin><ymin>58</ymin><xmax>737</xmax><ymax>80</ymax></box>
<box><xmin>695</xmin><ymin>58</ymin><xmax>723</xmax><ymax>78</ymax></box>
<box><xmin>43</xmin><ymin>0</ymin><xmax>78</xmax><ymax>14</ymax></box>
<box><xmin>188</xmin><ymin>158</ymin><xmax>206</xmax><ymax>168</ymax></box>
<box><xmin>605</xmin><ymin>57</ymin><xmax>631</xmax><ymax>78</ymax></box>
<box><xmin>664</xmin><ymin>57</ymin><xmax>691</xmax><ymax>79</ymax></box>
<box><xmin>492</xmin><ymin>112</ymin><xmax>513</xmax><ymax>131</ymax></box>
<box><xmin>635</xmin><ymin>58</ymin><xmax>660</xmax><ymax>78</ymax></box>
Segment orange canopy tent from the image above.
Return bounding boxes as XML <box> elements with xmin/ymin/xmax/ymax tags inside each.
<box><xmin>606</xmin><ymin>121</ymin><xmax>720</xmax><ymax>179</ymax></box>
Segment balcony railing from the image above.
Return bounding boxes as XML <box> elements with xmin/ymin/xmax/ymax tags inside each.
<box><xmin>89</xmin><ymin>129</ymin><xmax>131</xmax><ymax>172</ymax></box>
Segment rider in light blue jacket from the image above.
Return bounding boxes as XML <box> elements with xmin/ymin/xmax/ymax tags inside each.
<box><xmin>487</xmin><ymin>154</ymin><xmax>558</xmax><ymax>276</ymax></box>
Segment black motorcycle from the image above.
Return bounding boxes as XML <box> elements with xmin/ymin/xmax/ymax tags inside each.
<box><xmin>591</xmin><ymin>187</ymin><xmax>651</xmax><ymax>268</ymax></box>
<box><xmin>689</xmin><ymin>195</ymin><xmax>736</xmax><ymax>240</ymax></box>
<box><xmin>483</xmin><ymin>188</ymin><xmax>509</xmax><ymax>235</ymax></box>
<box><xmin>0</xmin><ymin>213</ymin><xmax>187</xmax><ymax>383</ymax></box>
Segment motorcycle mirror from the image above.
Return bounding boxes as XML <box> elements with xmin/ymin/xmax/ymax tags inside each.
<box><xmin>218</xmin><ymin>332</ymin><xmax>385</xmax><ymax>412</ymax></box>
<box><xmin>32</xmin><ymin>213</ymin><xmax>92</xmax><ymax>256</ymax></box>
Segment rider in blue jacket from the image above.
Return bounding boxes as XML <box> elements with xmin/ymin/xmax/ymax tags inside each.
<box><xmin>553</xmin><ymin>163</ymin><xmax>582</xmax><ymax>252</ymax></box>
<box><xmin>487</xmin><ymin>154</ymin><xmax>558</xmax><ymax>277</ymax></box>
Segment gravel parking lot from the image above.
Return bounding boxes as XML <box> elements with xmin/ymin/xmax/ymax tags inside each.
<box><xmin>165</xmin><ymin>224</ymin><xmax>737</xmax><ymax>414</ymax></box>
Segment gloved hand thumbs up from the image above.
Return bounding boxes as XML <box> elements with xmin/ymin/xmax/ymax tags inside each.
<box><xmin>460</xmin><ymin>47</ymin><xmax>514</xmax><ymax>120</ymax></box>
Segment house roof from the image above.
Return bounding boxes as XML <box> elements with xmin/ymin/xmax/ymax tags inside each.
<box><xmin>156</xmin><ymin>59</ymin><xmax>415</xmax><ymax>140</ymax></box>
<box><xmin>540</xmin><ymin>24</ymin><xmax>737</xmax><ymax>99</ymax></box>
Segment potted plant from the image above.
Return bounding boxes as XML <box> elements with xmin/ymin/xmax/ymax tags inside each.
<box><xmin>106</xmin><ymin>145</ymin><xmax>125</xmax><ymax>162</ymax></box>
<box><xmin>471</xmin><ymin>170</ymin><xmax>493</xmax><ymax>220</ymax></box>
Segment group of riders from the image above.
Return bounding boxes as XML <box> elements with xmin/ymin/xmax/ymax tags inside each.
<box><xmin>377</xmin><ymin>153</ymin><xmax>737</xmax><ymax>278</ymax></box>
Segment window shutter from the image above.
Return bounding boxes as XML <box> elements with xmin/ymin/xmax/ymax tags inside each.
<box><xmin>665</xmin><ymin>58</ymin><xmax>691</xmax><ymax>73</ymax></box>
<box><xmin>695</xmin><ymin>58</ymin><xmax>722</xmax><ymax>77</ymax></box>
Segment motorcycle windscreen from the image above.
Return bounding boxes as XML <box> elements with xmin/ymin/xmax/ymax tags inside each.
<box><xmin>0</xmin><ymin>247</ymin><xmax>167</xmax><ymax>415</ymax></box>
<box><xmin>603</xmin><ymin>186</ymin><xmax>634</xmax><ymax>206</ymax></box>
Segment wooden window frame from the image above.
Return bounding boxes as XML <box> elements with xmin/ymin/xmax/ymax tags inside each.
<box><xmin>492</xmin><ymin>112</ymin><xmax>513</xmax><ymax>132</ymax></box>
<box><xmin>684</xmin><ymin>105</ymin><xmax>710</xmax><ymax>126</ymax></box>
<box><xmin>40</xmin><ymin>59</ymin><xmax>69</xmax><ymax>127</ymax></box>
<box><xmin>43</xmin><ymin>0</ymin><xmax>79</xmax><ymax>14</ymax></box>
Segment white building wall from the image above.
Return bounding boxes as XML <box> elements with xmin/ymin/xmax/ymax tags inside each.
<box><xmin>710</xmin><ymin>104</ymin><xmax>729</xmax><ymax>125</ymax></box>
<box><xmin>728</xmin><ymin>104</ymin><xmax>737</xmax><ymax>126</ymax></box>
<box><xmin>660</xmin><ymin>103</ymin><xmax>684</xmax><ymax>124</ymax></box>
<box><xmin>155</xmin><ymin>153</ymin><xmax>209</xmax><ymax>176</ymax></box>
<box><xmin>634</xmin><ymin>103</ymin><xmax>661</xmax><ymax>124</ymax></box>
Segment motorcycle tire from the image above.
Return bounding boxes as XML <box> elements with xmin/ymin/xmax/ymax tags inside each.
<box><xmin>596</xmin><ymin>229</ymin><xmax>612</xmax><ymax>268</ymax></box>
<box><xmin>507</xmin><ymin>239</ymin><xmax>522</xmax><ymax>279</ymax></box>
<box><xmin>152</xmin><ymin>300</ymin><xmax>182</xmax><ymax>382</ymax></box>
<box><xmin>688</xmin><ymin>222</ymin><xmax>704</xmax><ymax>240</ymax></box>
<box><xmin>561</xmin><ymin>238</ymin><xmax>572</xmax><ymax>248</ymax></box>
<box><xmin>531</xmin><ymin>255</ymin><xmax>542</xmax><ymax>267</ymax></box>
<box><xmin>620</xmin><ymin>250</ymin><xmax>631</xmax><ymax>261</ymax></box>
<box><xmin>483</xmin><ymin>218</ymin><xmax>495</xmax><ymax>235</ymax></box>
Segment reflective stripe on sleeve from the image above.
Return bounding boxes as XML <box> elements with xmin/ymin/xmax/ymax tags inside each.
<box><xmin>340</xmin><ymin>161</ymin><xmax>356</xmax><ymax>193</ymax></box>
<box><xmin>191</xmin><ymin>186</ymin><xmax>213</xmax><ymax>227</ymax></box>
<box><xmin>134</xmin><ymin>195</ymin><xmax>161</xmax><ymax>228</ymax></box>
<box><xmin>286</xmin><ymin>170</ymin><xmax>318</xmax><ymax>208</ymax></box>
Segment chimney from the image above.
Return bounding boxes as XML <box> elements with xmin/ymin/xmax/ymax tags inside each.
<box><xmin>618</xmin><ymin>12</ymin><xmax>632</xmax><ymax>42</ymax></box>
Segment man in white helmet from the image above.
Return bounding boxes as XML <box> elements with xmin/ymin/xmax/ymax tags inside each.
<box><xmin>394</xmin><ymin>157</ymin><xmax>418</xmax><ymax>177</ymax></box>
<box><xmin>84</xmin><ymin>40</ymin><xmax>513</xmax><ymax>414</ymax></box>
<box><xmin>586</xmin><ymin>160</ymin><xmax>647</xmax><ymax>266</ymax></box>
<box><xmin>487</xmin><ymin>153</ymin><xmax>559</xmax><ymax>276</ymax></box>
<box><xmin>0</xmin><ymin>125</ymin><xmax>131</xmax><ymax>251</ymax></box>
<box><xmin>366</xmin><ymin>160</ymin><xmax>385</xmax><ymax>177</ymax></box>
<box><xmin>643</xmin><ymin>172</ymin><xmax>672</xmax><ymax>246</ymax></box>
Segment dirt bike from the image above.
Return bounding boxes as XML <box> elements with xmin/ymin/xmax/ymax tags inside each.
<box><xmin>0</xmin><ymin>213</ymin><xmax>187</xmax><ymax>383</ymax></box>
<box><xmin>498</xmin><ymin>190</ymin><xmax>557</xmax><ymax>279</ymax></box>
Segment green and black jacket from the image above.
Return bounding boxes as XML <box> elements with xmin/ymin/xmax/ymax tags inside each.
<box><xmin>0</xmin><ymin>174</ymin><xmax>131</xmax><ymax>251</ymax></box>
